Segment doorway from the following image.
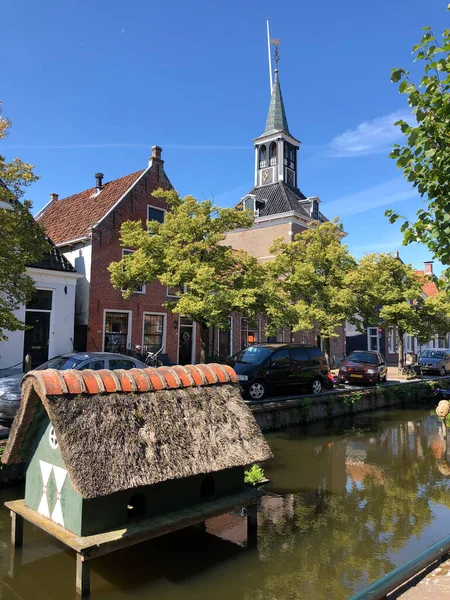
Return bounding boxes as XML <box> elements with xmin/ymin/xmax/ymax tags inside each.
<box><xmin>179</xmin><ymin>318</ymin><xmax>194</xmax><ymax>365</ymax></box>
<box><xmin>23</xmin><ymin>311</ymin><xmax>51</xmax><ymax>369</ymax></box>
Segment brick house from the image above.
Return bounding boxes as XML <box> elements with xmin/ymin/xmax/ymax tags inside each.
<box><xmin>36</xmin><ymin>147</ymin><xmax>199</xmax><ymax>365</ymax></box>
<box><xmin>345</xmin><ymin>257</ymin><xmax>450</xmax><ymax>363</ymax></box>
<box><xmin>218</xmin><ymin>68</ymin><xmax>346</xmax><ymax>364</ymax></box>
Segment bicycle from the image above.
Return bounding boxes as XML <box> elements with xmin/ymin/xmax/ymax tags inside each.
<box><xmin>398</xmin><ymin>365</ymin><xmax>420</xmax><ymax>380</ymax></box>
<box><xmin>143</xmin><ymin>345</ymin><xmax>165</xmax><ymax>368</ymax></box>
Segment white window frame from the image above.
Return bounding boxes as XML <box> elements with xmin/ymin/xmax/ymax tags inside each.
<box><xmin>388</xmin><ymin>326</ymin><xmax>395</xmax><ymax>354</ymax></box>
<box><xmin>217</xmin><ymin>317</ymin><xmax>233</xmax><ymax>358</ymax></box>
<box><xmin>122</xmin><ymin>249</ymin><xmax>146</xmax><ymax>294</ymax></box>
<box><xmin>367</xmin><ymin>327</ymin><xmax>380</xmax><ymax>352</ymax></box>
<box><xmin>102</xmin><ymin>309</ymin><xmax>132</xmax><ymax>352</ymax></box>
<box><xmin>147</xmin><ymin>204</ymin><xmax>166</xmax><ymax>228</ymax></box>
<box><xmin>142</xmin><ymin>312</ymin><xmax>167</xmax><ymax>353</ymax></box>
<box><xmin>241</xmin><ymin>317</ymin><xmax>261</xmax><ymax>348</ymax></box>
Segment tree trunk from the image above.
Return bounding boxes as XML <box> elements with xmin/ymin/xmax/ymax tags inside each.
<box><xmin>199</xmin><ymin>325</ymin><xmax>209</xmax><ymax>364</ymax></box>
<box><xmin>397</xmin><ymin>328</ymin><xmax>405</xmax><ymax>370</ymax></box>
<box><xmin>324</xmin><ymin>337</ymin><xmax>332</xmax><ymax>368</ymax></box>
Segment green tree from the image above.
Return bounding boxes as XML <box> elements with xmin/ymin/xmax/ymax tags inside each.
<box><xmin>386</xmin><ymin>12</ymin><xmax>450</xmax><ymax>272</ymax></box>
<box><xmin>347</xmin><ymin>253</ymin><xmax>450</xmax><ymax>368</ymax></box>
<box><xmin>0</xmin><ymin>103</ymin><xmax>49</xmax><ymax>341</ymax></box>
<box><xmin>267</xmin><ymin>220</ymin><xmax>356</xmax><ymax>365</ymax></box>
<box><xmin>109</xmin><ymin>188</ymin><xmax>271</xmax><ymax>361</ymax></box>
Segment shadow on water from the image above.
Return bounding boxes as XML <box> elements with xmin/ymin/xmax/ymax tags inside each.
<box><xmin>2</xmin><ymin>405</ymin><xmax>450</xmax><ymax>599</ymax></box>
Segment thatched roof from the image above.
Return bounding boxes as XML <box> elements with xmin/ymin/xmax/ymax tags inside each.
<box><xmin>2</xmin><ymin>364</ymin><xmax>272</xmax><ymax>499</ymax></box>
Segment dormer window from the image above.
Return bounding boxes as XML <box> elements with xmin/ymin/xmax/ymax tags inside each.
<box><xmin>258</xmin><ymin>145</ymin><xmax>267</xmax><ymax>169</ymax></box>
<box><xmin>242</xmin><ymin>195</ymin><xmax>265</xmax><ymax>217</ymax></box>
<box><xmin>311</xmin><ymin>199</ymin><xmax>319</xmax><ymax>220</ymax></box>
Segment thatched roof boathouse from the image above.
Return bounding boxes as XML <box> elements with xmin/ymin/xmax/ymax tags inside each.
<box><xmin>3</xmin><ymin>363</ymin><xmax>272</xmax><ymax>538</ymax></box>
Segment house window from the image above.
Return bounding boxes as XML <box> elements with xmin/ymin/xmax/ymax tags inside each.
<box><xmin>267</xmin><ymin>330</ymin><xmax>285</xmax><ymax>343</ymax></box>
<box><xmin>367</xmin><ymin>327</ymin><xmax>379</xmax><ymax>352</ymax></box>
<box><xmin>27</xmin><ymin>289</ymin><xmax>53</xmax><ymax>311</ymax></box>
<box><xmin>147</xmin><ymin>206</ymin><xmax>165</xmax><ymax>224</ymax></box>
<box><xmin>143</xmin><ymin>313</ymin><xmax>165</xmax><ymax>353</ymax></box>
<box><xmin>388</xmin><ymin>327</ymin><xmax>395</xmax><ymax>354</ymax></box>
<box><xmin>122</xmin><ymin>250</ymin><xmax>145</xmax><ymax>293</ymax></box>
<box><xmin>311</xmin><ymin>199</ymin><xmax>319</xmax><ymax>220</ymax></box>
<box><xmin>241</xmin><ymin>318</ymin><xmax>260</xmax><ymax>348</ymax></box>
<box><xmin>218</xmin><ymin>317</ymin><xmax>233</xmax><ymax>361</ymax></box>
<box><xmin>104</xmin><ymin>312</ymin><xmax>129</xmax><ymax>353</ymax></box>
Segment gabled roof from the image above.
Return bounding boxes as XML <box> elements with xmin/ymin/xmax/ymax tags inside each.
<box><xmin>37</xmin><ymin>169</ymin><xmax>146</xmax><ymax>245</ymax></box>
<box><xmin>3</xmin><ymin>364</ymin><xmax>272</xmax><ymax>499</ymax></box>
<box><xmin>244</xmin><ymin>182</ymin><xmax>326</xmax><ymax>221</ymax></box>
<box><xmin>28</xmin><ymin>237</ymin><xmax>77</xmax><ymax>273</ymax></box>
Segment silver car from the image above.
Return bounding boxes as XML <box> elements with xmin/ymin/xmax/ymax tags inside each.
<box><xmin>0</xmin><ymin>352</ymin><xmax>148</xmax><ymax>424</ymax></box>
<box><xmin>418</xmin><ymin>348</ymin><xmax>450</xmax><ymax>376</ymax></box>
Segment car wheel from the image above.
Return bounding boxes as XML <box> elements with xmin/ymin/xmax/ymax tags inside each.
<box><xmin>311</xmin><ymin>378</ymin><xmax>322</xmax><ymax>395</ymax></box>
<box><xmin>247</xmin><ymin>380</ymin><xmax>268</xmax><ymax>401</ymax></box>
<box><xmin>440</xmin><ymin>366</ymin><xmax>446</xmax><ymax>376</ymax></box>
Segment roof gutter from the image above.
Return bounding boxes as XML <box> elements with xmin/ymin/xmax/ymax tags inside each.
<box><xmin>55</xmin><ymin>236</ymin><xmax>91</xmax><ymax>248</ymax></box>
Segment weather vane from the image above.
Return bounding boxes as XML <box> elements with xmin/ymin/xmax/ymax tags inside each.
<box><xmin>270</xmin><ymin>38</ymin><xmax>280</xmax><ymax>70</ymax></box>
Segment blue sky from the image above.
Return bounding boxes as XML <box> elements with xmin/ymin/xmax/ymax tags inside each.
<box><xmin>2</xmin><ymin>0</ymin><xmax>447</xmax><ymax>273</ymax></box>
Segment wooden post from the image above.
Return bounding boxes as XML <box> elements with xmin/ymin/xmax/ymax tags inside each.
<box><xmin>76</xmin><ymin>553</ymin><xmax>90</xmax><ymax>598</ymax></box>
<box><xmin>247</xmin><ymin>504</ymin><xmax>258</xmax><ymax>549</ymax></box>
<box><xmin>11</xmin><ymin>511</ymin><xmax>23</xmax><ymax>548</ymax></box>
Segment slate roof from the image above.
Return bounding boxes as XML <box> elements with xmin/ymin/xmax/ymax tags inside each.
<box><xmin>244</xmin><ymin>181</ymin><xmax>321</xmax><ymax>220</ymax></box>
<box><xmin>37</xmin><ymin>169</ymin><xmax>146</xmax><ymax>245</ymax></box>
<box><xmin>28</xmin><ymin>237</ymin><xmax>77</xmax><ymax>273</ymax></box>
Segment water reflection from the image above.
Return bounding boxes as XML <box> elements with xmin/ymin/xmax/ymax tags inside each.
<box><xmin>1</xmin><ymin>409</ymin><xmax>450</xmax><ymax>599</ymax></box>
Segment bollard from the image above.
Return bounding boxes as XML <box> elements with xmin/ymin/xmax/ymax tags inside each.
<box><xmin>24</xmin><ymin>355</ymin><xmax>32</xmax><ymax>373</ymax></box>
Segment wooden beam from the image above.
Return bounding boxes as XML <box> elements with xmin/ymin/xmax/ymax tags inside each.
<box><xmin>10</xmin><ymin>511</ymin><xmax>23</xmax><ymax>548</ymax></box>
<box><xmin>76</xmin><ymin>553</ymin><xmax>90</xmax><ymax>598</ymax></box>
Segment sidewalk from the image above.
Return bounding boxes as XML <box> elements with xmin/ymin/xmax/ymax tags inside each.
<box><xmin>395</xmin><ymin>556</ymin><xmax>450</xmax><ymax>599</ymax></box>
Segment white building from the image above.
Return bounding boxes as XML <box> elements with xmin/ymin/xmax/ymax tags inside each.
<box><xmin>0</xmin><ymin>240</ymin><xmax>81</xmax><ymax>377</ymax></box>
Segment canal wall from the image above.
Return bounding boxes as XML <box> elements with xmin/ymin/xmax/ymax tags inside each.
<box><xmin>251</xmin><ymin>378</ymin><xmax>450</xmax><ymax>432</ymax></box>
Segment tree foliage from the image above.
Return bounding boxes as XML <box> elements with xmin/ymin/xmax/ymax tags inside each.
<box><xmin>387</xmin><ymin>13</ymin><xmax>450</xmax><ymax>271</ymax></box>
<box><xmin>267</xmin><ymin>220</ymin><xmax>356</xmax><ymax>363</ymax></box>
<box><xmin>347</xmin><ymin>253</ymin><xmax>450</xmax><ymax>367</ymax></box>
<box><xmin>0</xmin><ymin>103</ymin><xmax>49</xmax><ymax>341</ymax></box>
<box><xmin>109</xmin><ymin>189</ymin><xmax>271</xmax><ymax>359</ymax></box>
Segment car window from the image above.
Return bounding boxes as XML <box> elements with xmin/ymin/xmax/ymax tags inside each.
<box><xmin>306</xmin><ymin>347</ymin><xmax>325</xmax><ymax>365</ymax></box>
<box><xmin>36</xmin><ymin>356</ymin><xmax>84</xmax><ymax>370</ymax></box>
<box><xmin>109</xmin><ymin>359</ymin><xmax>136</xmax><ymax>370</ymax></box>
<box><xmin>230</xmin><ymin>346</ymin><xmax>273</xmax><ymax>365</ymax></box>
<box><xmin>348</xmin><ymin>352</ymin><xmax>377</xmax><ymax>364</ymax></box>
<box><xmin>270</xmin><ymin>348</ymin><xmax>290</xmax><ymax>367</ymax></box>
<box><xmin>83</xmin><ymin>360</ymin><xmax>105</xmax><ymax>371</ymax></box>
<box><xmin>289</xmin><ymin>347</ymin><xmax>310</xmax><ymax>365</ymax></box>
<box><xmin>421</xmin><ymin>350</ymin><xmax>445</xmax><ymax>359</ymax></box>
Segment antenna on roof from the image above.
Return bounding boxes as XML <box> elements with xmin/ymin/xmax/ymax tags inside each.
<box><xmin>266</xmin><ymin>19</ymin><xmax>273</xmax><ymax>92</ymax></box>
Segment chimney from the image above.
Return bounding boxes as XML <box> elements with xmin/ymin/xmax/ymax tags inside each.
<box><xmin>151</xmin><ymin>146</ymin><xmax>162</xmax><ymax>160</ymax></box>
<box><xmin>50</xmin><ymin>192</ymin><xmax>59</xmax><ymax>203</ymax></box>
<box><xmin>95</xmin><ymin>172</ymin><xmax>104</xmax><ymax>192</ymax></box>
<box><xmin>424</xmin><ymin>260</ymin><xmax>434</xmax><ymax>275</ymax></box>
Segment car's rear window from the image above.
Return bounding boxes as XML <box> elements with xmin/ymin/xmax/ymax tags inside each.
<box><xmin>348</xmin><ymin>352</ymin><xmax>377</xmax><ymax>364</ymax></box>
<box><xmin>36</xmin><ymin>357</ymin><xmax>84</xmax><ymax>370</ymax></box>
<box><xmin>231</xmin><ymin>346</ymin><xmax>273</xmax><ymax>364</ymax></box>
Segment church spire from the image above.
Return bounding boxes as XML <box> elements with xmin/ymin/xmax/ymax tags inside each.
<box><xmin>263</xmin><ymin>69</ymin><xmax>291</xmax><ymax>137</ymax></box>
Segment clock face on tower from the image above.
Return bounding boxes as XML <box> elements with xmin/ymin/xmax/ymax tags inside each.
<box><xmin>261</xmin><ymin>168</ymin><xmax>273</xmax><ymax>185</ymax></box>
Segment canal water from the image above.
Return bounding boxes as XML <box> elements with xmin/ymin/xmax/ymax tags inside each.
<box><xmin>1</xmin><ymin>407</ymin><xmax>450</xmax><ymax>599</ymax></box>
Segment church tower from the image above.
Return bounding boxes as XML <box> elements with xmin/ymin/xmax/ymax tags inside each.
<box><xmin>253</xmin><ymin>69</ymin><xmax>301</xmax><ymax>190</ymax></box>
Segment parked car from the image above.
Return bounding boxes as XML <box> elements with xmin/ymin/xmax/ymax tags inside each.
<box><xmin>0</xmin><ymin>352</ymin><xmax>148</xmax><ymax>424</ymax></box>
<box><xmin>338</xmin><ymin>350</ymin><xmax>387</xmax><ymax>385</ymax></box>
<box><xmin>227</xmin><ymin>343</ymin><xmax>333</xmax><ymax>401</ymax></box>
<box><xmin>418</xmin><ymin>348</ymin><xmax>450</xmax><ymax>376</ymax></box>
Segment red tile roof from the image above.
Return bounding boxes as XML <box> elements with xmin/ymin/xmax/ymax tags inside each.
<box><xmin>37</xmin><ymin>170</ymin><xmax>145</xmax><ymax>245</ymax></box>
<box><xmin>415</xmin><ymin>270</ymin><xmax>439</xmax><ymax>297</ymax></box>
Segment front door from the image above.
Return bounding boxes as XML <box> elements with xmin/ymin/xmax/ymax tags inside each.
<box><xmin>23</xmin><ymin>311</ymin><xmax>50</xmax><ymax>369</ymax></box>
<box><xmin>179</xmin><ymin>319</ymin><xmax>194</xmax><ymax>365</ymax></box>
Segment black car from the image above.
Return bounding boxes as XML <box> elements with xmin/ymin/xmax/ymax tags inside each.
<box><xmin>227</xmin><ymin>343</ymin><xmax>333</xmax><ymax>400</ymax></box>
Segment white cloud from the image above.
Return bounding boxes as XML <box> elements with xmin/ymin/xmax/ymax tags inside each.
<box><xmin>325</xmin><ymin>177</ymin><xmax>417</xmax><ymax>219</ymax></box>
<box><xmin>328</xmin><ymin>109</ymin><xmax>412</xmax><ymax>157</ymax></box>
